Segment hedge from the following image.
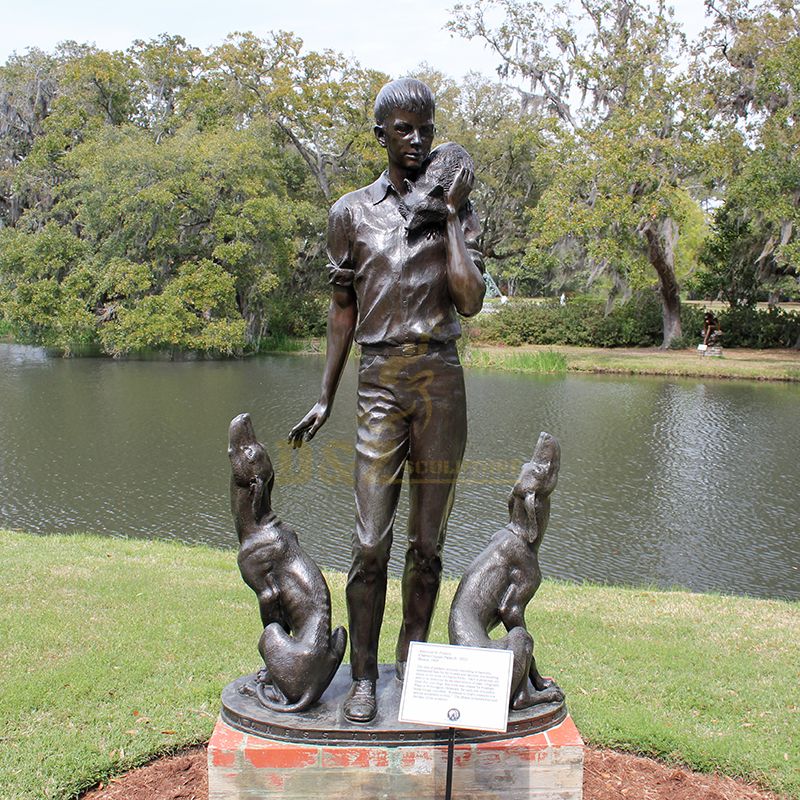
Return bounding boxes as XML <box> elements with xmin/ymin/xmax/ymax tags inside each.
<box><xmin>475</xmin><ymin>294</ymin><xmax>800</xmax><ymax>349</ymax></box>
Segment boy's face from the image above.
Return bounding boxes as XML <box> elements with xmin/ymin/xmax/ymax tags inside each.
<box><xmin>374</xmin><ymin>108</ymin><xmax>435</xmax><ymax>175</ymax></box>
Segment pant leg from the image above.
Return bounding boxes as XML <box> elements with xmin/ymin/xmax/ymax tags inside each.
<box><xmin>396</xmin><ymin>347</ymin><xmax>467</xmax><ymax>663</ymax></box>
<box><xmin>347</xmin><ymin>354</ymin><xmax>410</xmax><ymax>681</ymax></box>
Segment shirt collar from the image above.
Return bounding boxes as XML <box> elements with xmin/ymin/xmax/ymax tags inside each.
<box><xmin>368</xmin><ymin>172</ymin><xmax>395</xmax><ymax>205</ymax></box>
<box><xmin>368</xmin><ymin>171</ymin><xmax>418</xmax><ymax>204</ymax></box>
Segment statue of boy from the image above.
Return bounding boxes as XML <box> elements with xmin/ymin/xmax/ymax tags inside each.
<box><xmin>289</xmin><ymin>78</ymin><xmax>485</xmax><ymax>723</ymax></box>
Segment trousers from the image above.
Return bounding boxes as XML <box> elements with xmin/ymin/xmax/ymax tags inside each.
<box><xmin>347</xmin><ymin>343</ymin><xmax>467</xmax><ymax>681</ymax></box>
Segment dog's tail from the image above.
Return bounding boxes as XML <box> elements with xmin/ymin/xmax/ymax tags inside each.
<box><xmin>256</xmin><ymin>626</ymin><xmax>347</xmax><ymax>714</ymax></box>
<box><xmin>256</xmin><ymin>682</ymin><xmax>318</xmax><ymax>714</ymax></box>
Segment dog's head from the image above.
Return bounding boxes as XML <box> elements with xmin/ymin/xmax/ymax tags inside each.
<box><xmin>404</xmin><ymin>142</ymin><xmax>474</xmax><ymax>232</ymax></box>
<box><xmin>228</xmin><ymin>413</ymin><xmax>274</xmax><ymax>521</ymax></box>
<box><xmin>507</xmin><ymin>432</ymin><xmax>561</xmax><ymax>542</ymax></box>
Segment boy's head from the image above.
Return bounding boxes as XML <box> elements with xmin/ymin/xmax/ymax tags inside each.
<box><xmin>373</xmin><ymin>78</ymin><xmax>435</xmax><ymax>126</ymax></box>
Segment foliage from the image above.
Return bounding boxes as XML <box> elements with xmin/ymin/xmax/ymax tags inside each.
<box><xmin>687</xmin><ymin>203</ymin><xmax>767</xmax><ymax>306</ymax></box>
<box><xmin>694</xmin><ymin>0</ymin><xmax>800</xmax><ymax>306</ymax></box>
<box><xmin>449</xmin><ymin>0</ymin><xmax>713</xmax><ymax>347</ymax></box>
<box><xmin>205</xmin><ymin>31</ymin><xmax>388</xmax><ymax>200</ymax></box>
<box><xmin>2</xmin><ymin>8</ymin><xmax>799</xmax><ymax>354</ymax></box>
<box><xmin>1</xmin><ymin>531</ymin><xmax>797</xmax><ymax>799</ymax></box>
<box><xmin>714</xmin><ymin>305</ymin><xmax>800</xmax><ymax>348</ymax></box>
<box><xmin>475</xmin><ymin>293</ymin><xmax>795</xmax><ymax>349</ymax></box>
<box><xmin>0</xmin><ymin>33</ymin><xmax>383</xmax><ymax>356</ymax></box>
<box><xmin>463</xmin><ymin>347</ymin><xmax>567</xmax><ymax>373</ymax></box>
<box><xmin>0</xmin><ymin>121</ymin><xmax>307</xmax><ymax>355</ymax></box>
<box><xmin>478</xmin><ymin>294</ymin><xmax>666</xmax><ymax>347</ymax></box>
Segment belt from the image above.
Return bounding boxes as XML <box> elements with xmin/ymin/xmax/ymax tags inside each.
<box><xmin>360</xmin><ymin>340</ymin><xmax>455</xmax><ymax>357</ymax></box>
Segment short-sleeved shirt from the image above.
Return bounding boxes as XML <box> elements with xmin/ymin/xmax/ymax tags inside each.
<box><xmin>326</xmin><ymin>171</ymin><xmax>484</xmax><ymax>347</ymax></box>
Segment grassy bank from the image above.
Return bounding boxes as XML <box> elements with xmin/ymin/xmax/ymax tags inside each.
<box><xmin>257</xmin><ymin>337</ymin><xmax>800</xmax><ymax>381</ymax></box>
<box><xmin>1</xmin><ymin>531</ymin><xmax>798</xmax><ymax>799</ymax></box>
<box><xmin>466</xmin><ymin>343</ymin><xmax>800</xmax><ymax>381</ymax></box>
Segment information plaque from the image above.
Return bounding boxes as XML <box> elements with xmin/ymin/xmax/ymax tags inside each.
<box><xmin>398</xmin><ymin>642</ymin><xmax>514</xmax><ymax>733</ymax></box>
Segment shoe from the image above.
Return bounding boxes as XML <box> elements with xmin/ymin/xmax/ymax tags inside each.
<box><xmin>395</xmin><ymin>660</ymin><xmax>406</xmax><ymax>681</ymax></box>
<box><xmin>343</xmin><ymin>679</ymin><xmax>377</xmax><ymax>723</ymax></box>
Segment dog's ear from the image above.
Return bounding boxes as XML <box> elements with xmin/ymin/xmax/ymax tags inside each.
<box><xmin>523</xmin><ymin>492</ymin><xmax>540</xmax><ymax>543</ymax></box>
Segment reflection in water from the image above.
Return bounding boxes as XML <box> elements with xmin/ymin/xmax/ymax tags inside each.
<box><xmin>0</xmin><ymin>344</ymin><xmax>798</xmax><ymax>600</ymax></box>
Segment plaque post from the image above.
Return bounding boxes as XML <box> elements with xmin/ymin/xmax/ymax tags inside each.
<box><xmin>444</xmin><ymin>726</ymin><xmax>456</xmax><ymax>800</ymax></box>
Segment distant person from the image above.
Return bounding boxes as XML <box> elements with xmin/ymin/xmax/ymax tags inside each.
<box><xmin>702</xmin><ymin>311</ymin><xmax>721</xmax><ymax>346</ymax></box>
<box><xmin>559</xmin><ymin>292</ymin><xmax>566</xmax><ymax>306</ymax></box>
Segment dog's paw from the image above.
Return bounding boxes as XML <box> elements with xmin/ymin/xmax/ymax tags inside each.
<box><xmin>256</xmin><ymin>681</ymin><xmax>287</xmax><ymax>708</ymax></box>
<box><xmin>255</xmin><ymin>666</ymin><xmax>272</xmax><ymax>686</ymax></box>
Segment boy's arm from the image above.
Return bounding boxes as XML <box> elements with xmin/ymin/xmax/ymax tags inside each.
<box><xmin>288</xmin><ymin>286</ymin><xmax>356</xmax><ymax>447</ymax></box>
<box><xmin>444</xmin><ymin>166</ymin><xmax>486</xmax><ymax>317</ymax></box>
<box><xmin>289</xmin><ymin>200</ymin><xmax>357</xmax><ymax>447</ymax></box>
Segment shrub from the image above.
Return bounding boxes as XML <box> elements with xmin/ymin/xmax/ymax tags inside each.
<box><xmin>717</xmin><ymin>306</ymin><xmax>800</xmax><ymax>348</ymax></box>
<box><xmin>264</xmin><ymin>291</ymin><xmax>327</xmax><ymax>339</ymax></box>
<box><xmin>476</xmin><ymin>294</ymin><xmax>799</xmax><ymax>349</ymax></box>
<box><xmin>480</xmin><ymin>293</ymin><xmax>664</xmax><ymax>347</ymax></box>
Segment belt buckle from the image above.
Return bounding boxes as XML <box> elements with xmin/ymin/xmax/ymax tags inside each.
<box><xmin>400</xmin><ymin>343</ymin><xmax>418</xmax><ymax>357</ymax></box>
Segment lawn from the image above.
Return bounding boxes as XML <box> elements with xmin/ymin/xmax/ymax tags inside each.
<box><xmin>469</xmin><ymin>343</ymin><xmax>800</xmax><ymax>381</ymax></box>
<box><xmin>1</xmin><ymin>531</ymin><xmax>797</xmax><ymax>799</ymax></box>
<box><xmin>259</xmin><ymin>336</ymin><xmax>800</xmax><ymax>382</ymax></box>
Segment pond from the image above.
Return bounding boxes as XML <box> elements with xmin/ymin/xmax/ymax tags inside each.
<box><xmin>1</xmin><ymin>343</ymin><xmax>798</xmax><ymax>601</ymax></box>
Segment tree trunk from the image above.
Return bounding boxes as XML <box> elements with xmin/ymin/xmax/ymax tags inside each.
<box><xmin>641</xmin><ymin>217</ymin><xmax>682</xmax><ymax>349</ymax></box>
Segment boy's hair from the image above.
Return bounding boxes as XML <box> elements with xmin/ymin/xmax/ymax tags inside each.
<box><xmin>374</xmin><ymin>78</ymin><xmax>435</xmax><ymax>125</ymax></box>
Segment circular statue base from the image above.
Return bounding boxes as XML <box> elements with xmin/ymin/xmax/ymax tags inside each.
<box><xmin>220</xmin><ymin>663</ymin><xmax>567</xmax><ymax>746</ymax></box>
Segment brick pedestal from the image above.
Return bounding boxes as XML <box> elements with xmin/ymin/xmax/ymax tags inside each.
<box><xmin>208</xmin><ymin>713</ymin><xmax>583</xmax><ymax>799</ymax></box>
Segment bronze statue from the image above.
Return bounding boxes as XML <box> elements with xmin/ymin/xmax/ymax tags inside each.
<box><xmin>228</xmin><ymin>413</ymin><xmax>347</xmax><ymax>712</ymax></box>
<box><xmin>289</xmin><ymin>78</ymin><xmax>485</xmax><ymax>723</ymax></box>
<box><xmin>448</xmin><ymin>432</ymin><xmax>564</xmax><ymax>710</ymax></box>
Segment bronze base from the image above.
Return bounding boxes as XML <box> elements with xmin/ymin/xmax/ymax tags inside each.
<box><xmin>220</xmin><ymin>664</ymin><xmax>567</xmax><ymax>746</ymax></box>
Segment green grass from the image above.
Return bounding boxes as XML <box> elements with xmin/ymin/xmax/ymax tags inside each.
<box><xmin>1</xmin><ymin>531</ymin><xmax>798</xmax><ymax>799</ymax></box>
<box><xmin>472</xmin><ymin>343</ymin><xmax>800</xmax><ymax>382</ymax></box>
<box><xmin>256</xmin><ymin>333</ymin><xmax>313</xmax><ymax>353</ymax></box>
<box><xmin>463</xmin><ymin>348</ymin><xmax>568</xmax><ymax>374</ymax></box>
<box><xmin>253</xmin><ymin>333</ymin><xmax>325</xmax><ymax>353</ymax></box>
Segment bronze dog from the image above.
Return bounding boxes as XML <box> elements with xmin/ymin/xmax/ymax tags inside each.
<box><xmin>399</xmin><ymin>141</ymin><xmax>475</xmax><ymax>233</ymax></box>
<box><xmin>449</xmin><ymin>432</ymin><xmax>564</xmax><ymax>710</ymax></box>
<box><xmin>228</xmin><ymin>413</ymin><xmax>346</xmax><ymax>712</ymax></box>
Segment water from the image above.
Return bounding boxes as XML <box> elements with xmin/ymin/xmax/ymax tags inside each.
<box><xmin>1</xmin><ymin>343</ymin><xmax>798</xmax><ymax>600</ymax></box>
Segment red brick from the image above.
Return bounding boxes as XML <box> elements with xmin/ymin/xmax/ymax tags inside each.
<box><xmin>506</xmin><ymin>731</ymin><xmax>550</xmax><ymax>749</ymax></box>
<box><xmin>209</xmin><ymin>721</ymin><xmax>245</xmax><ymax>751</ymax></box>
<box><xmin>244</xmin><ymin>739</ymin><xmax>319</xmax><ymax>769</ymax></box>
<box><xmin>400</xmin><ymin>749</ymin><xmax>434</xmax><ymax>769</ymax></box>
<box><xmin>210</xmin><ymin>748</ymin><xmax>236</xmax><ymax>768</ymax></box>
<box><xmin>266</xmin><ymin>773</ymin><xmax>285</xmax><ymax>789</ymax></box>
<box><xmin>545</xmin><ymin>717</ymin><xmax>583</xmax><ymax>747</ymax></box>
<box><xmin>453</xmin><ymin>746</ymin><xmax>474</xmax><ymax>767</ymax></box>
<box><xmin>322</xmin><ymin>747</ymin><xmax>390</xmax><ymax>768</ymax></box>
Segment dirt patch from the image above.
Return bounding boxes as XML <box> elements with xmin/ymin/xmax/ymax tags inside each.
<box><xmin>584</xmin><ymin>749</ymin><xmax>783</xmax><ymax>800</ymax></box>
<box><xmin>82</xmin><ymin>748</ymin><xmax>207</xmax><ymax>800</ymax></box>
<box><xmin>82</xmin><ymin>745</ymin><xmax>784</xmax><ymax>800</ymax></box>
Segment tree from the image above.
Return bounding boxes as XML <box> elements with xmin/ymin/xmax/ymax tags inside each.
<box><xmin>0</xmin><ymin>118</ymin><xmax>313</xmax><ymax>354</ymax></box>
<box><xmin>207</xmin><ymin>31</ymin><xmax>387</xmax><ymax>201</ymax></box>
<box><xmin>696</xmin><ymin>0</ymin><xmax>800</xmax><ymax>308</ymax></box>
<box><xmin>0</xmin><ymin>48</ymin><xmax>61</xmax><ymax>225</ymax></box>
<box><xmin>688</xmin><ymin>201</ymin><xmax>765</xmax><ymax>306</ymax></box>
<box><xmin>409</xmin><ymin>66</ymin><xmax>554</xmax><ymax>295</ymax></box>
<box><xmin>128</xmin><ymin>34</ymin><xmax>203</xmax><ymax>142</ymax></box>
<box><xmin>450</xmin><ymin>0</ymin><xmax>712</xmax><ymax>346</ymax></box>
